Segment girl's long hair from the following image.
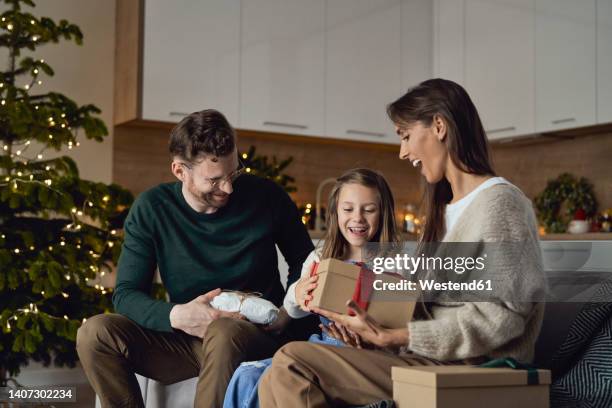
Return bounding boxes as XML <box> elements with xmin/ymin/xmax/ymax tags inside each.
<box><xmin>386</xmin><ymin>78</ymin><xmax>496</xmax><ymax>243</ymax></box>
<box><xmin>320</xmin><ymin>168</ymin><xmax>399</xmax><ymax>260</ymax></box>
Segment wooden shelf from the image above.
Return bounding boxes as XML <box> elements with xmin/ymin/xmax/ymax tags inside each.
<box><xmin>539</xmin><ymin>233</ymin><xmax>612</xmax><ymax>241</ymax></box>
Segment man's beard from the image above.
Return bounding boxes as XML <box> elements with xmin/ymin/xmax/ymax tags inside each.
<box><xmin>196</xmin><ymin>189</ymin><xmax>230</xmax><ymax>209</ymax></box>
<box><xmin>204</xmin><ymin>192</ymin><xmax>229</xmax><ymax>208</ymax></box>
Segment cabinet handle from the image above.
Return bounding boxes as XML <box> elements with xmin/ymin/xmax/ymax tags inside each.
<box><xmin>551</xmin><ymin>117</ymin><xmax>576</xmax><ymax>125</ymax></box>
<box><xmin>169</xmin><ymin>111</ymin><xmax>190</xmax><ymax>117</ymax></box>
<box><xmin>346</xmin><ymin>129</ymin><xmax>386</xmax><ymax>138</ymax></box>
<box><xmin>263</xmin><ymin>121</ymin><xmax>308</xmax><ymax>130</ymax></box>
<box><xmin>487</xmin><ymin>126</ymin><xmax>516</xmax><ymax>134</ymax></box>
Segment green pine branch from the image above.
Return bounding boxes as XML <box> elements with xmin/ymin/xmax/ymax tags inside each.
<box><xmin>241</xmin><ymin>146</ymin><xmax>297</xmax><ymax>193</ymax></box>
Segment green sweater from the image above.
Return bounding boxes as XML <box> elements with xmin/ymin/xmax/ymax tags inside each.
<box><xmin>113</xmin><ymin>175</ymin><xmax>314</xmax><ymax>332</ymax></box>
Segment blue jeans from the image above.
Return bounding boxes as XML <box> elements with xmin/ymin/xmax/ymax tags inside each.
<box><xmin>223</xmin><ymin>321</ymin><xmax>343</xmax><ymax>408</ymax></box>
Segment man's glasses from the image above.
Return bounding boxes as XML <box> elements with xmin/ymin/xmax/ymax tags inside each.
<box><xmin>180</xmin><ymin>157</ymin><xmax>246</xmax><ymax>190</ymax></box>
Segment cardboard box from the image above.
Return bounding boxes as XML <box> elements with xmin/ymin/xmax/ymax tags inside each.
<box><xmin>308</xmin><ymin>258</ymin><xmax>416</xmax><ymax>329</ymax></box>
<box><xmin>392</xmin><ymin>365</ymin><xmax>551</xmax><ymax>408</ymax></box>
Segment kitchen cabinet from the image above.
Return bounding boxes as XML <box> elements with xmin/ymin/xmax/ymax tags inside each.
<box><xmin>325</xmin><ymin>0</ymin><xmax>403</xmax><ymax>144</ymax></box>
<box><xmin>240</xmin><ymin>0</ymin><xmax>325</xmax><ymax>136</ymax></box>
<box><xmin>401</xmin><ymin>0</ymin><xmax>434</xmax><ymax>91</ymax></box>
<box><xmin>433</xmin><ymin>0</ymin><xmax>464</xmax><ymax>85</ymax></box>
<box><xmin>465</xmin><ymin>0</ymin><xmax>535</xmax><ymax>140</ymax></box>
<box><xmin>597</xmin><ymin>0</ymin><xmax>612</xmax><ymax>124</ymax></box>
<box><xmin>139</xmin><ymin>0</ymin><xmax>430</xmax><ymax>145</ymax></box>
<box><xmin>434</xmin><ymin>0</ymin><xmax>535</xmax><ymax>140</ymax></box>
<box><xmin>121</xmin><ymin>0</ymin><xmax>609</xmax><ymax>144</ymax></box>
<box><xmin>141</xmin><ymin>0</ymin><xmax>241</xmax><ymax>124</ymax></box>
<box><xmin>535</xmin><ymin>0</ymin><xmax>596</xmax><ymax>132</ymax></box>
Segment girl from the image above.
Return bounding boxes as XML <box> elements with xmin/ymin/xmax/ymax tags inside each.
<box><xmin>222</xmin><ymin>168</ymin><xmax>399</xmax><ymax>408</ymax></box>
<box><xmin>258</xmin><ymin>78</ymin><xmax>547</xmax><ymax>407</ymax></box>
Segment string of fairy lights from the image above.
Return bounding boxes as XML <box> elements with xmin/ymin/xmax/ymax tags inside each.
<box><xmin>2</xmin><ymin>194</ymin><xmax>118</xmax><ymax>333</ymax></box>
<box><xmin>2</xmin><ymin>193</ymin><xmax>119</xmax><ymax>333</ymax></box>
<box><xmin>239</xmin><ymin>153</ymin><xmax>312</xmax><ymax>225</ymax></box>
<box><xmin>1</xmin><ymin>18</ymin><xmax>115</xmax><ymax>332</ymax></box>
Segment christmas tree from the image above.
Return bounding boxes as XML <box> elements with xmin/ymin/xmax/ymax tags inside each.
<box><xmin>0</xmin><ymin>0</ymin><xmax>134</xmax><ymax>380</ymax></box>
<box><xmin>240</xmin><ymin>145</ymin><xmax>296</xmax><ymax>193</ymax></box>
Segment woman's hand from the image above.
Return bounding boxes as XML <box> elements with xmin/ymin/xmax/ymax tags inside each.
<box><xmin>320</xmin><ymin>321</ymin><xmax>364</xmax><ymax>348</ymax></box>
<box><xmin>312</xmin><ymin>300</ymin><xmax>409</xmax><ymax>348</ymax></box>
<box><xmin>294</xmin><ymin>274</ymin><xmax>319</xmax><ymax>312</ymax></box>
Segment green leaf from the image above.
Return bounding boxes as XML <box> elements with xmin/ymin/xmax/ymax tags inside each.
<box><xmin>41</xmin><ymin>314</ymin><xmax>54</xmax><ymax>332</ymax></box>
<box><xmin>24</xmin><ymin>331</ymin><xmax>37</xmax><ymax>353</ymax></box>
<box><xmin>9</xmin><ymin>194</ymin><xmax>20</xmax><ymax>209</ymax></box>
<box><xmin>38</xmin><ymin>185</ymin><xmax>50</xmax><ymax>204</ymax></box>
<box><xmin>48</xmin><ymin>260</ymin><xmax>63</xmax><ymax>288</ymax></box>
<box><xmin>16</xmin><ymin>313</ymin><xmax>29</xmax><ymax>330</ymax></box>
<box><xmin>12</xmin><ymin>332</ymin><xmax>24</xmax><ymax>353</ymax></box>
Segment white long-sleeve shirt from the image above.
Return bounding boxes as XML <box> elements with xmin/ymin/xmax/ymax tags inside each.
<box><xmin>283</xmin><ymin>249</ymin><xmax>321</xmax><ymax>318</ymax></box>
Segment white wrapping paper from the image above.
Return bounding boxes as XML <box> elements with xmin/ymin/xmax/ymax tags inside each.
<box><xmin>210</xmin><ymin>292</ymin><xmax>279</xmax><ymax>325</ymax></box>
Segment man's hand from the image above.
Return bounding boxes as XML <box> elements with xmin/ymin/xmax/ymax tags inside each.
<box><xmin>261</xmin><ymin>307</ymin><xmax>292</xmax><ymax>335</ymax></box>
<box><xmin>169</xmin><ymin>288</ymin><xmax>244</xmax><ymax>338</ymax></box>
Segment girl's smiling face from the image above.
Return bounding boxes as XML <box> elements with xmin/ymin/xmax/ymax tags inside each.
<box><xmin>337</xmin><ymin>183</ymin><xmax>380</xmax><ymax>252</ymax></box>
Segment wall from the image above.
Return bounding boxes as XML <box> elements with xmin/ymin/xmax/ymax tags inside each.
<box><xmin>492</xmin><ymin>131</ymin><xmax>612</xmax><ymax>211</ymax></box>
<box><xmin>113</xmin><ymin>124</ymin><xmax>424</xmax><ymax>223</ymax></box>
<box><xmin>23</xmin><ymin>0</ymin><xmax>116</xmax><ymax>183</ymax></box>
<box><xmin>113</xmin><ymin>124</ymin><xmax>612</xmax><ymax>219</ymax></box>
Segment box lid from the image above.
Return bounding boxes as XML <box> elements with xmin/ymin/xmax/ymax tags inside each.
<box><xmin>391</xmin><ymin>366</ymin><xmax>551</xmax><ymax>388</ymax></box>
<box><xmin>317</xmin><ymin>258</ymin><xmax>361</xmax><ymax>279</ymax></box>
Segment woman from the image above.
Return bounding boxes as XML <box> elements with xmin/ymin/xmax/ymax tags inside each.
<box><xmin>258</xmin><ymin>78</ymin><xmax>546</xmax><ymax>407</ymax></box>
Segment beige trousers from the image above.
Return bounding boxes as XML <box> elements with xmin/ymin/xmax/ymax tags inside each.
<box><xmin>259</xmin><ymin>341</ymin><xmax>484</xmax><ymax>408</ymax></box>
<box><xmin>76</xmin><ymin>313</ymin><xmax>281</xmax><ymax>408</ymax></box>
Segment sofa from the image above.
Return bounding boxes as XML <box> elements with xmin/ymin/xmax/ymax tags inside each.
<box><xmin>95</xmin><ymin>241</ymin><xmax>612</xmax><ymax>408</ymax></box>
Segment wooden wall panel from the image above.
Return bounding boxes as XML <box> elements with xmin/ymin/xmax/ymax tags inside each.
<box><xmin>113</xmin><ymin>124</ymin><xmax>612</xmax><ymax>223</ymax></box>
<box><xmin>112</xmin><ymin>124</ymin><xmax>423</xmax><ymax>212</ymax></box>
<box><xmin>491</xmin><ymin>132</ymin><xmax>612</xmax><ymax>211</ymax></box>
<box><xmin>114</xmin><ymin>0</ymin><xmax>142</xmax><ymax>124</ymax></box>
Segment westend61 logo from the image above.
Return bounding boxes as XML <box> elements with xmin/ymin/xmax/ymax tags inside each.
<box><xmin>368</xmin><ymin>253</ymin><xmax>494</xmax><ymax>295</ymax></box>
<box><xmin>372</xmin><ymin>253</ymin><xmax>487</xmax><ymax>275</ymax></box>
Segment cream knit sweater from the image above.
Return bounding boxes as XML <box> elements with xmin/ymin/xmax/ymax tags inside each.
<box><xmin>406</xmin><ymin>183</ymin><xmax>546</xmax><ymax>363</ymax></box>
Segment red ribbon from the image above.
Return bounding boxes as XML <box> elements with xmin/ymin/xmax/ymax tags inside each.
<box><xmin>350</xmin><ymin>264</ymin><xmax>375</xmax><ymax>315</ymax></box>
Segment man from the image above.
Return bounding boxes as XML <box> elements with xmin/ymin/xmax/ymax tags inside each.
<box><xmin>76</xmin><ymin>110</ymin><xmax>315</xmax><ymax>408</ymax></box>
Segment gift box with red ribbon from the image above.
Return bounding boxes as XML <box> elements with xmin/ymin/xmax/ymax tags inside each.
<box><xmin>307</xmin><ymin>258</ymin><xmax>417</xmax><ymax>329</ymax></box>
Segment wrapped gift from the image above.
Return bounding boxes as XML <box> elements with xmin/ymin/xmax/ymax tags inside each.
<box><xmin>307</xmin><ymin>258</ymin><xmax>416</xmax><ymax>329</ymax></box>
<box><xmin>210</xmin><ymin>291</ymin><xmax>279</xmax><ymax>325</ymax></box>
<box><xmin>392</xmin><ymin>363</ymin><xmax>551</xmax><ymax>408</ymax></box>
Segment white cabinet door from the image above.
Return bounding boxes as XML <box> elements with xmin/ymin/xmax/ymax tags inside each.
<box><xmin>465</xmin><ymin>0</ymin><xmax>535</xmax><ymax>140</ymax></box>
<box><xmin>142</xmin><ymin>0</ymin><xmax>240</xmax><ymax>124</ymax></box>
<box><xmin>401</xmin><ymin>0</ymin><xmax>434</xmax><ymax>91</ymax></box>
<box><xmin>240</xmin><ymin>0</ymin><xmax>325</xmax><ymax>136</ymax></box>
<box><xmin>433</xmin><ymin>0</ymin><xmax>464</xmax><ymax>85</ymax></box>
<box><xmin>597</xmin><ymin>0</ymin><xmax>612</xmax><ymax>124</ymax></box>
<box><xmin>535</xmin><ymin>0</ymin><xmax>596</xmax><ymax>132</ymax></box>
<box><xmin>325</xmin><ymin>0</ymin><xmax>402</xmax><ymax>144</ymax></box>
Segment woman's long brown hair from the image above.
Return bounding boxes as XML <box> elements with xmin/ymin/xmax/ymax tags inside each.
<box><xmin>320</xmin><ymin>168</ymin><xmax>399</xmax><ymax>260</ymax></box>
<box><xmin>387</xmin><ymin>78</ymin><xmax>496</xmax><ymax>244</ymax></box>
